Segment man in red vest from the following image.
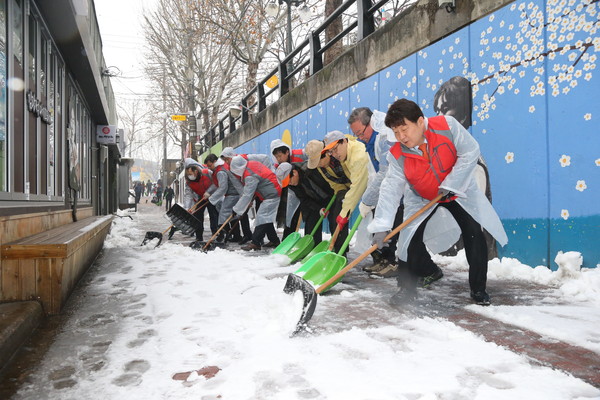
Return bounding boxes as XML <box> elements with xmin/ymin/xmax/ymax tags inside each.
<box><xmin>230</xmin><ymin>155</ymin><xmax>282</xmax><ymax>251</ymax></box>
<box><xmin>183</xmin><ymin>158</ymin><xmax>219</xmax><ymax>242</ymax></box>
<box><xmin>368</xmin><ymin>99</ymin><xmax>507</xmax><ymax>306</ymax></box>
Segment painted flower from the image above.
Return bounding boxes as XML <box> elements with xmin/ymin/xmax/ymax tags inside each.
<box><xmin>595</xmin><ymin>159</ymin><xmax>600</xmax><ymax>166</ymax></box>
<box><xmin>559</xmin><ymin>155</ymin><xmax>571</xmax><ymax>167</ymax></box>
<box><xmin>576</xmin><ymin>180</ymin><xmax>587</xmax><ymax>192</ymax></box>
<box><xmin>505</xmin><ymin>152</ymin><xmax>515</xmax><ymax>163</ymax></box>
<box><xmin>529</xmin><ymin>105</ymin><xmax>536</xmax><ymax>113</ymax></box>
<box><xmin>584</xmin><ymin>113</ymin><xmax>592</xmax><ymax>120</ymax></box>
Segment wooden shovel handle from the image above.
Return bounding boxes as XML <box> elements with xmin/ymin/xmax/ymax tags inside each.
<box><xmin>315</xmin><ymin>194</ymin><xmax>442</xmax><ymax>294</ymax></box>
<box><xmin>295</xmin><ymin>212</ymin><xmax>303</xmax><ymax>232</ymax></box>
<box><xmin>327</xmin><ymin>223</ymin><xmax>343</xmax><ymax>252</ymax></box>
<box><xmin>202</xmin><ymin>214</ymin><xmax>234</xmax><ymax>251</ymax></box>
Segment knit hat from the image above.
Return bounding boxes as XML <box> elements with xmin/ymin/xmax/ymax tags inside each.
<box><xmin>322</xmin><ymin>130</ymin><xmax>346</xmax><ymax>152</ymax></box>
<box><xmin>305</xmin><ymin>140</ymin><xmax>325</xmax><ymax>169</ymax></box>
<box><xmin>220</xmin><ymin>147</ymin><xmax>237</xmax><ymax>158</ymax></box>
<box><xmin>275</xmin><ymin>162</ymin><xmax>293</xmax><ymax>188</ymax></box>
<box><xmin>230</xmin><ymin>155</ymin><xmax>247</xmax><ymax>176</ymax></box>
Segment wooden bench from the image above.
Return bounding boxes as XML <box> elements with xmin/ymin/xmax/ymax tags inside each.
<box><xmin>0</xmin><ymin>216</ymin><xmax>113</xmax><ymax>314</ymax></box>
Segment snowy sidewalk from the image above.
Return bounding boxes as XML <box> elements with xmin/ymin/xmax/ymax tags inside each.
<box><xmin>5</xmin><ymin>201</ymin><xmax>600</xmax><ymax>399</ymax></box>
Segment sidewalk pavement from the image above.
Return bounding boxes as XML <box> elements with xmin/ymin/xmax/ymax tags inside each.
<box><xmin>0</xmin><ymin>198</ymin><xmax>598</xmax><ymax>391</ymax></box>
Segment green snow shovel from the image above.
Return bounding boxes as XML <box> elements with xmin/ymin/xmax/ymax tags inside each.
<box><xmin>283</xmin><ymin>195</ymin><xmax>337</xmax><ymax>263</ymax></box>
<box><xmin>299</xmin><ymin>214</ymin><xmax>363</xmax><ymax>292</ymax></box>
<box><xmin>284</xmin><ymin>194</ymin><xmax>443</xmax><ymax>335</ymax></box>
<box><xmin>294</xmin><ymin>213</ymin><xmax>344</xmax><ymax>274</ymax></box>
<box><xmin>271</xmin><ymin>212</ymin><xmax>303</xmax><ymax>255</ymax></box>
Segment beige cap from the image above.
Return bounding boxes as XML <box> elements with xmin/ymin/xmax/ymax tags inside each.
<box><xmin>305</xmin><ymin>140</ymin><xmax>325</xmax><ymax>169</ymax></box>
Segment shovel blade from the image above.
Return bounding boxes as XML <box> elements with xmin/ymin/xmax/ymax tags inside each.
<box><xmin>190</xmin><ymin>241</ymin><xmax>227</xmax><ymax>252</ymax></box>
<box><xmin>141</xmin><ymin>232</ymin><xmax>163</xmax><ymax>246</ymax></box>
<box><xmin>302</xmin><ymin>253</ymin><xmax>347</xmax><ymax>293</ymax></box>
<box><xmin>300</xmin><ymin>240</ymin><xmax>330</xmax><ymax>265</ymax></box>
<box><xmin>285</xmin><ymin>236</ymin><xmax>314</xmax><ymax>264</ymax></box>
<box><xmin>283</xmin><ymin>274</ymin><xmax>318</xmax><ymax>335</ymax></box>
<box><xmin>272</xmin><ymin>232</ymin><xmax>301</xmax><ymax>255</ymax></box>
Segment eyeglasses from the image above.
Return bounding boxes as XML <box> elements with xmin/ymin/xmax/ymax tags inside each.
<box><xmin>327</xmin><ymin>139</ymin><xmax>344</xmax><ymax>155</ymax></box>
<box><xmin>354</xmin><ymin>124</ymin><xmax>368</xmax><ymax>139</ymax></box>
<box><xmin>320</xmin><ymin>152</ymin><xmax>328</xmax><ymax>159</ymax></box>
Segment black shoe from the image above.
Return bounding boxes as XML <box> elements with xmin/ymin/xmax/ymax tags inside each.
<box><xmin>238</xmin><ymin>236</ymin><xmax>252</xmax><ymax>245</ymax></box>
<box><xmin>470</xmin><ymin>290</ymin><xmax>491</xmax><ymax>306</ymax></box>
<box><xmin>263</xmin><ymin>241</ymin><xmax>280</xmax><ymax>248</ymax></box>
<box><xmin>227</xmin><ymin>233</ymin><xmax>242</xmax><ymax>243</ymax></box>
<box><xmin>216</xmin><ymin>232</ymin><xmax>226</xmax><ymax>243</ymax></box>
<box><xmin>242</xmin><ymin>243</ymin><xmax>261</xmax><ymax>251</ymax></box>
<box><xmin>389</xmin><ymin>287</ymin><xmax>417</xmax><ymax>306</ymax></box>
<box><xmin>417</xmin><ymin>266</ymin><xmax>444</xmax><ymax>288</ymax></box>
<box><xmin>371</xmin><ymin>250</ymin><xmax>384</xmax><ymax>265</ymax></box>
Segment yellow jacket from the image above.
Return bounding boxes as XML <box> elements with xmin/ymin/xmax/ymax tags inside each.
<box><xmin>340</xmin><ymin>136</ymin><xmax>369</xmax><ymax>217</ymax></box>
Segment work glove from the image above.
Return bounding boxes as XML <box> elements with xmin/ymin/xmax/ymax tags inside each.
<box><xmin>336</xmin><ymin>215</ymin><xmax>349</xmax><ymax>228</ymax></box>
<box><xmin>371</xmin><ymin>231</ymin><xmax>390</xmax><ymax>249</ymax></box>
<box><xmin>230</xmin><ymin>212</ymin><xmax>241</xmax><ymax>222</ymax></box>
<box><xmin>438</xmin><ymin>188</ymin><xmax>456</xmax><ymax>202</ymax></box>
<box><xmin>319</xmin><ymin>208</ymin><xmax>329</xmax><ymax>217</ymax></box>
<box><xmin>202</xmin><ymin>192</ymin><xmax>211</xmax><ymax>200</ymax></box>
<box><xmin>359</xmin><ymin>202</ymin><xmax>374</xmax><ymax>218</ymax></box>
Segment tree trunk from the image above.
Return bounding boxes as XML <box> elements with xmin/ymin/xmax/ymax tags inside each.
<box><xmin>246</xmin><ymin>61</ymin><xmax>259</xmax><ymax>108</ymax></box>
<box><xmin>324</xmin><ymin>0</ymin><xmax>344</xmax><ymax>66</ymax></box>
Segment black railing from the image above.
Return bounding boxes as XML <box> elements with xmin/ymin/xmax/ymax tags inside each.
<box><xmin>201</xmin><ymin>0</ymin><xmax>395</xmax><ymax>152</ymax></box>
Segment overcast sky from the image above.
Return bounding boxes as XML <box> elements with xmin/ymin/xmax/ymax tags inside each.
<box><xmin>95</xmin><ymin>0</ymin><xmax>157</xmax><ymax>101</ymax></box>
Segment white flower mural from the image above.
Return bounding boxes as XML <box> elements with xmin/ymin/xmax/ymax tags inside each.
<box><xmin>505</xmin><ymin>152</ymin><xmax>515</xmax><ymax>163</ymax></box>
<box><xmin>559</xmin><ymin>154</ymin><xmax>571</xmax><ymax>167</ymax></box>
<box><xmin>595</xmin><ymin>158</ymin><xmax>600</xmax><ymax>166</ymax></box>
<box><xmin>575</xmin><ymin>180</ymin><xmax>587</xmax><ymax>192</ymax></box>
<box><xmin>561</xmin><ymin>209</ymin><xmax>569</xmax><ymax>220</ymax></box>
<box><xmin>584</xmin><ymin>113</ymin><xmax>592</xmax><ymax>120</ymax></box>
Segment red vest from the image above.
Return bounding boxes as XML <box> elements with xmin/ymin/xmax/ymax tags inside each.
<box><xmin>187</xmin><ymin>169</ymin><xmax>212</xmax><ymax>197</ymax></box>
<box><xmin>390</xmin><ymin>116</ymin><xmax>457</xmax><ymax>201</ymax></box>
<box><xmin>211</xmin><ymin>163</ymin><xmax>229</xmax><ymax>187</ymax></box>
<box><xmin>290</xmin><ymin>149</ymin><xmax>306</xmax><ymax>163</ymax></box>
<box><xmin>242</xmin><ymin>160</ymin><xmax>281</xmax><ymax>200</ymax></box>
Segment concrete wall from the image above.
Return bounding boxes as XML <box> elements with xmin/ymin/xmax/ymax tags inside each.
<box><xmin>210</xmin><ymin>0</ymin><xmax>600</xmax><ymax>270</ymax></box>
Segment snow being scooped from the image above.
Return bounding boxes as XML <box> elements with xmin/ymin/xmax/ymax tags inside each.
<box><xmin>141</xmin><ymin>198</ymin><xmax>207</xmax><ymax>247</ymax></box>
<box><xmin>283</xmin><ymin>195</ymin><xmax>442</xmax><ymax>335</ymax></box>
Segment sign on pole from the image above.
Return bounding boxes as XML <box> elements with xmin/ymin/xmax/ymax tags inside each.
<box><xmin>171</xmin><ymin>115</ymin><xmax>187</xmax><ymax>121</ymax></box>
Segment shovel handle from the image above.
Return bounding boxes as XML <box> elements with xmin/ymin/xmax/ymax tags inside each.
<box><xmin>295</xmin><ymin>212</ymin><xmax>303</xmax><ymax>232</ymax></box>
<box><xmin>309</xmin><ymin>195</ymin><xmax>337</xmax><ymax>237</ymax></box>
<box><xmin>202</xmin><ymin>214</ymin><xmax>234</xmax><ymax>251</ymax></box>
<box><xmin>315</xmin><ymin>194</ymin><xmax>442</xmax><ymax>295</ymax></box>
<box><xmin>327</xmin><ymin>223</ymin><xmax>343</xmax><ymax>252</ymax></box>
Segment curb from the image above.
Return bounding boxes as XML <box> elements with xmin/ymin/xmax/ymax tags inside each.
<box><xmin>0</xmin><ymin>302</ymin><xmax>44</xmax><ymax>373</ymax></box>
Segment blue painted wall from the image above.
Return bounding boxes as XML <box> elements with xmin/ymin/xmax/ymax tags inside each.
<box><xmin>231</xmin><ymin>0</ymin><xmax>600</xmax><ymax>269</ymax></box>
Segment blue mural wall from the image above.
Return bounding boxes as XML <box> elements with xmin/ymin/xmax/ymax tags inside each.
<box><xmin>234</xmin><ymin>0</ymin><xmax>600</xmax><ymax>269</ymax></box>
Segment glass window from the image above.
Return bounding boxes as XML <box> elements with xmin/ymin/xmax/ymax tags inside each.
<box><xmin>47</xmin><ymin>46</ymin><xmax>54</xmax><ymax>196</ymax></box>
<box><xmin>0</xmin><ymin>0</ymin><xmax>6</xmax><ymax>192</ymax></box>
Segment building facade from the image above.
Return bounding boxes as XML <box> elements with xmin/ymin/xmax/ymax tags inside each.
<box><xmin>0</xmin><ymin>0</ymin><xmax>119</xmax><ymax>224</ymax></box>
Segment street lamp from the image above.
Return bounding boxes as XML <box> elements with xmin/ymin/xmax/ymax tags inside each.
<box><xmin>265</xmin><ymin>0</ymin><xmax>311</xmax><ymax>74</ymax></box>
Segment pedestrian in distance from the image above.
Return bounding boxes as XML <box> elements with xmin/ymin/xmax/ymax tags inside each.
<box><xmin>134</xmin><ymin>181</ymin><xmax>143</xmax><ymax>205</ymax></box>
<box><xmin>229</xmin><ymin>155</ymin><xmax>282</xmax><ymax>251</ymax></box>
<box><xmin>183</xmin><ymin>158</ymin><xmax>219</xmax><ymax>242</ymax></box>
<box><xmin>163</xmin><ymin>185</ymin><xmax>175</xmax><ymax>211</ymax></box>
<box><xmin>368</xmin><ymin>99</ymin><xmax>508</xmax><ymax>306</ymax></box>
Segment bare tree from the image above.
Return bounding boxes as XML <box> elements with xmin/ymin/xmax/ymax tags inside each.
<box><xmin>117</xmin><ymin>99</ymin><xmax>153</xmax><ymax>158</ymax></box>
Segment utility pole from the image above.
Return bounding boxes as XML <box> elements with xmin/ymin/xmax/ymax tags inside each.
<box><xmin>162</xmin><ymin>68</ymin><xmax>168</xmax><ymax>187</ymax></box>
<box><xmin>187</xmin><ymin>5</ymin><xmax>197</xmax><ymax>160</ymax></box>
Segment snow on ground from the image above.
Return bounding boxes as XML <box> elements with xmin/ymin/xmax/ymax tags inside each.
<box><xmin>14</xmin><ymin>210</ymin><xmax>600</xmax><ymax>399</ymax></box>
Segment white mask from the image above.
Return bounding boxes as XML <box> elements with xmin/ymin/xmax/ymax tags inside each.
<box><xmin>187</xmin><ymin>174</ymin><xmax>196</xmax><ymax>180</ymax></box>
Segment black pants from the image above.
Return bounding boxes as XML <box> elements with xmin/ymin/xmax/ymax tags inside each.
<box><xmin>193</xmin><ymin>202</ymin><xmax>219</xmax><ymax>240</ymax></box>
<box><xmin>252</xmin><ymin>223</ymin><xmax>279</xmax><ymax>246</ymax></box>
<box><xmin>286</xmin><ymin>206</ymin><xmax>323</xmax><ymax>244</ymax></box>
<box><xmin>327</xmin><ymin>191</ymin><xmax>349</xmax><ymax>256</ymax></box>
<box><xmin>165</xmin><ymin>198</ymin><xmax>173</xmax><ymax>211</ymax></box>
<box><xmin>401</xmin><ymin>200</ymin><xmax>488</xmax><ymax>292</ymax></box>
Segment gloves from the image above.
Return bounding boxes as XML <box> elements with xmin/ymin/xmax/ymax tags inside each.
<box><xmin>202</xmin><ymin>192</ymin><xmax>211</xmax><ymax>200</ymax></box>
<box><xmin>319</xmin><ymin>208</ymin><xmax>329</xmax><ymax>217</ymax></box>
<box><xmin>336</xmin><ymin>215</ymin><xmax>349</xmax><ymax>228</ymax></box>
<box><xmin>359</xmin><ymin>202</ymin><xmax>374</xmax><ymax>218</ymax></box>
<box><xmin>438</xmin><ymin>188</ymin><xmax>456</xmax><ymax>202</ymax></box>
<box><xmin>230</xmin><ymin>212</ymin><xmax>240</xmax><ymax>221</ymax></box>
<box><xmin>371</xmin><ymin>231</ymin><xmax>389</xmax><ymax>249</ymax></box>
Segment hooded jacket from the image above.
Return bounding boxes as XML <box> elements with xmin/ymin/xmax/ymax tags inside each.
<box><xmin>270</xmin><ymin>139</ymin><xmax>308</xmax><ymax>167</ymax></box>
<box><xmin>183</xmin><ymin>158</ymin><xmax>212</xmax><ymax>209</ymax></box>
<box><xmin>338</xmin><ymin>136</ymin><xmax>371</xmax><ymax>218</ymax></box>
